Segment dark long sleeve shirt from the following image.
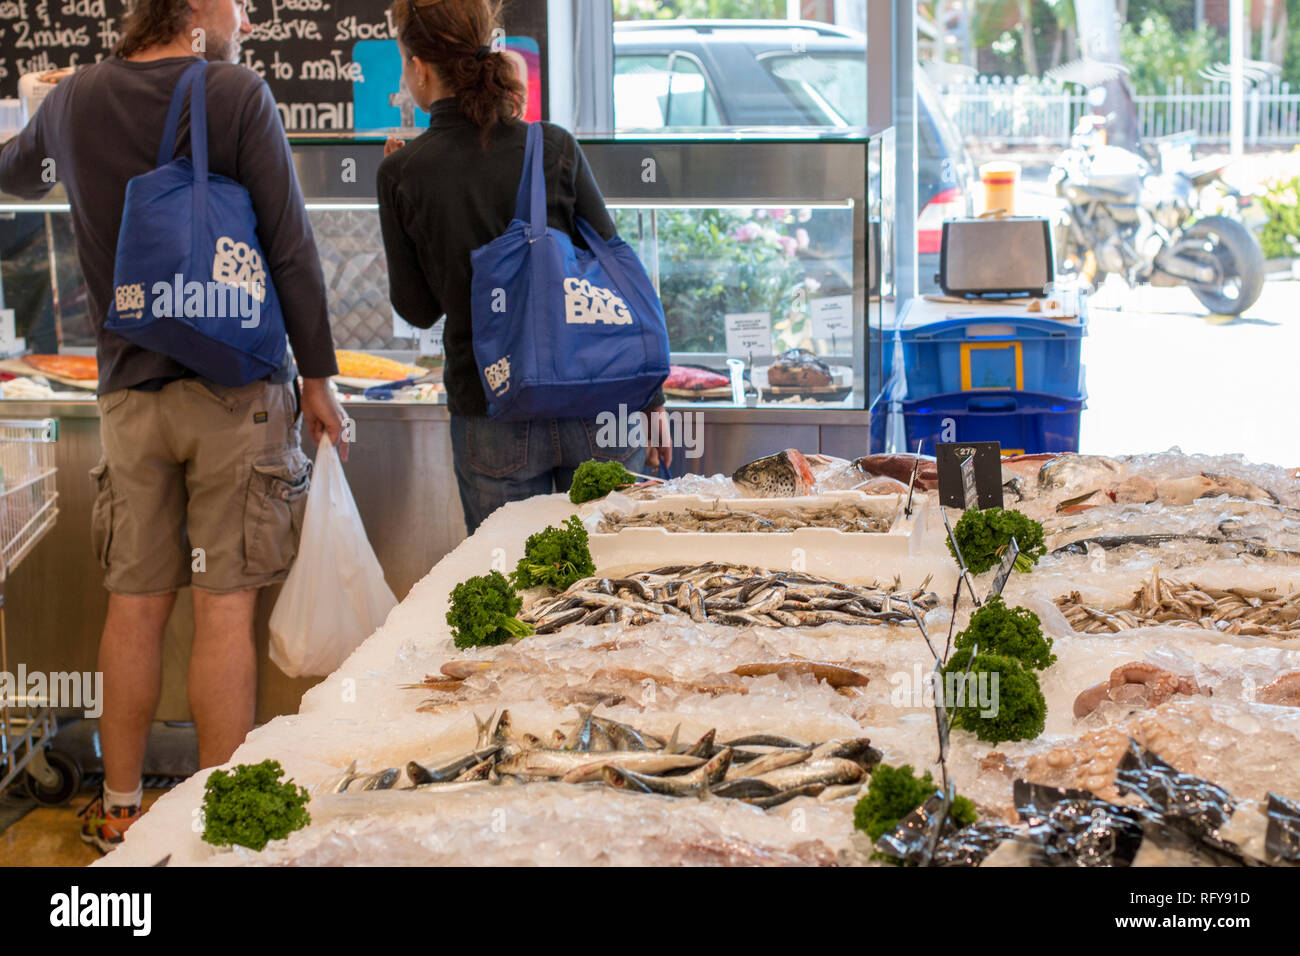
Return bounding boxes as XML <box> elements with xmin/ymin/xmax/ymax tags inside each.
<box><xmin>0</xmin><ymin>56</ymin><xmax>338</xmax><ymax>393</ymax></box>
<box><xmin>378</xmin><ymin>100</ymin><xmax>660</xmax><ymax>416</ymax></box>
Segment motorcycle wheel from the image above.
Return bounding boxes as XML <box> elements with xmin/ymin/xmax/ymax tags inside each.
<box><xmin>1182</xmin><ymin>215</ymin><xmax>1265</xmax><ymax>316</ymax></box>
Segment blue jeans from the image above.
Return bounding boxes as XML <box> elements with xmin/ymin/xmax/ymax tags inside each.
<box><xmin>450</xmin><ymin>415</ymin><xmax>647</xmax><ymax>534</ymax></box>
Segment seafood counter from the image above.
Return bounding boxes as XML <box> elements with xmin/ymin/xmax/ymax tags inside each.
<box><xmin>97</xmin><ymin>449</ymin><xmax>1300</xmax><ymax>867</ymax></box>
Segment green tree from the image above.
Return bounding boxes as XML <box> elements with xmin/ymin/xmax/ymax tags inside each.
<box><xmin>1120</xmin><ymin>13</ymin><xmax>1227</xmax><ymax>94</ymax></box>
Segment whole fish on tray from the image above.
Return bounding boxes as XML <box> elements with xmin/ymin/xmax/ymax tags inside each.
<box><xmin>596</xmin><ymin>503</ymin><xmax>890</xmax><ymax>534</ymax></box>
<box><xmin>322</xmin><ymin>710</ymin><xmax>879</xmax><ymax>810</ymax></box>
<box><xmin>1055</xmin><ymin>567</ymin><xmax>1300</xmax><ymax>638</ymax></box>
<box><xmin>519</xmin><ymin>563</ymin><xmax>936</xmax><ymax>632</ymax></box>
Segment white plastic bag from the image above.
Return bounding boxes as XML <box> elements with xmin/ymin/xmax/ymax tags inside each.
<box><xmin>269</xmin><ymin>439</ymin><xmax>397</xmax><ymax>677</ymax></box>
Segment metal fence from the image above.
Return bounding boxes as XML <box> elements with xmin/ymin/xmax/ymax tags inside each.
<box><xmin>936</xmin><ymin>76</ymin><xmax>1300</xmax><ymax>147</ymax></box>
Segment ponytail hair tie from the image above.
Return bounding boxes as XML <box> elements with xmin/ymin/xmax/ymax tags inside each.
<box><xmin>474</xmin><ymin>45</ymin><xmax>491</xmax><ymax>60</ymax></box>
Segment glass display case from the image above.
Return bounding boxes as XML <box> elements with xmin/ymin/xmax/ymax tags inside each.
<box><xmin>581</xmin><ymin>133</ymin><xmax>882</xmax><ymax>411</ymax></box>
<box><xmin>0</xmin><ymin>132</ymin><xmax>886</xmax><ymax>413</ymax></box>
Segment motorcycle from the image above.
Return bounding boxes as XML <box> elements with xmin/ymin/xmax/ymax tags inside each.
<box><xmin>1049</xmin><ymin>115</ymin><xmax>1265</xmax><ymax>315</ymax></box>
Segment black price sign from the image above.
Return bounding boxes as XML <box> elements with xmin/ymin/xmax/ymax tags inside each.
<box><xmin>936</xmin><ymin>442</ymin><xmax>1004</xmax><ymax>510</ymax></box>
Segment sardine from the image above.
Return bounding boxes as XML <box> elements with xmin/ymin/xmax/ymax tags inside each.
<box><xmin>327</xmin><ymin>760</ymin><xmax>360</xmax><ymax>794</ymax></box>
<box><xmin>473</xmin><ymin>711</ymin><xmax>498</xmax><ymax>750</ymax></box>
<box><xmin>359</xmin><ymin>768</ymin><xmax>401</xmax><ymax>791</ymax></box>
<box><xmin>741</xmin><ymin>783</ymin><xmax>827</xmax><ymax>808</ymax></box>
<box><xmin>590</xmin><ymin>715</ymin><xmax>659</xmax><ymax>752</ymax></box>
<box><xmin>711</xmin><ymin>778</ymin><xmax>780</xmax><ymax>799</ymax></box>
<box><xmin>495</xmin><ymin>748</ymin><xmax>704</xmax><ymax>780</ymax></box>
<box><xmin>810</xmin><ymin>738</ymin><xmax>881</xmax><ymax>768</ymax></box>
<box><xmin>722</xmin><ymin>733</ymin><xmax>810</xmax><ymax>749</ymax></box>
<box><xmin>406</xmin><ymin>745</ymin><xmax>504</xmax><ymax>786</ymax></box>
<box><xmin>724</xmin><ymin>747</ymin><xmax>810</xmax><ymax>780</ymax></box>
<box><xmin>751</xmin><ymin>758</ymin><xmax>866</xmax><ymax>790</ymax></box>
<box><xmin>534</xmin><ymin>607</ymin><xmax>589</xmax><ymax>634</ymax></box>
<box><xmin>600</xmin><ymin>748</ymin><xmax>733</xmax><ymax>797</ymax></box>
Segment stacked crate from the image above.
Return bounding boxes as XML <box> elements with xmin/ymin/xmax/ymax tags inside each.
<box><xmin>889</xmin><ymin>298</ymin><xmax>1088</xmax><ymax>455</ymax></box>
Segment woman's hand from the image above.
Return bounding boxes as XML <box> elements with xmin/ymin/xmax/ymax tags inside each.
<box><xmin>644</xmin><ymin>406</ymin><xmax>673</xmax><ymax>473</ymax></box>
<box><xmin>384</xmin><ymin>137</ymin><xmax>406</xmax><ymax>157</ymax></box>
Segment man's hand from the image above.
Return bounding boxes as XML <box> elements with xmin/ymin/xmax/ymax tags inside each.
<box><xmin>384</xmin><ymin>137</ymin><xmax>405</xmax><ymax>157</ymax></box>
<box><xmin>644</xmin><ymin>406</ymin><xmax>673</xmax><ymax>473</ymax></box>
<box><xmin>300</xmin><ymin>377</ymin><xmax>351</xmax><ymax>462</ymax></box>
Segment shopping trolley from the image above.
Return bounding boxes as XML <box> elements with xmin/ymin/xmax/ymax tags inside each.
<box><xmin>0</xmin><ymin>418</ymin><xmax>82</xmax><ymax>804</ymax></box>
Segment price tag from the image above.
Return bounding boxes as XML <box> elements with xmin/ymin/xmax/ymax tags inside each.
<box><xmin>960</xmin><ymin>454</ymin><xmax>978</xmax><ymax>510</ymax></box>
<box><xmin>986</xmin><ymin>536</ymin><xmax>1020</xmax><ymax>602</ymax></box>
<box><xmin>392</xmin><ymin>309</ymin><xmax>419</xmax><ymax>339</ymax></box>
<box><xmin>724</xmin><ymin>312</ymin><xmax>772</xmax><ymax>359</ymax></box>
<box><xmin>810</xmin><ymin>295</ymin><xmax>853</xmax><ymax>339</ymax></box>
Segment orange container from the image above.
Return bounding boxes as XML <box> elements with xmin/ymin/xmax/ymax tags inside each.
<box><xmin>980</xmin><ymin>162</ymin><xmax>1020</xmax><ymax>216</ymax></box>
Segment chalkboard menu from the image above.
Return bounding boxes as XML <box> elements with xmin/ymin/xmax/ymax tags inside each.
<box><xmin>0</xmin><ymin>0</ymin><xmax>547</xmax><ymax>130</ymax></box>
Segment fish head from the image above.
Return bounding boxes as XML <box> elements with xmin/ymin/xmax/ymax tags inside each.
<box><xmin>732</xmin><ymin>449</ymin><xmax>814</xmax><ymax>498</ymax></box>
<box><xmin>493</xmin><ymin>709</ymin><xmax>512</xmax><ymax>744</ymax></box>
<box><xmin>600</xmin><ymin>765</ymin><xmax>633</xmax><ymax>789</ymax></box>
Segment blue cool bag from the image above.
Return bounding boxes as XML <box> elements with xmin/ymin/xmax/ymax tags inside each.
<box><xmin>103</xmin><ymin>60</ymin><xmax>286</xmax><ymax>386</ymax></box>
<box><xmin>469</xmin><ymin>122</ymin><xmax>670</xmax><ymax>420</ymax></box>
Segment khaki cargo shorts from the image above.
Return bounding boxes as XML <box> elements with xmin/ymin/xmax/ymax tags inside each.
<box><xmin>91</xmin><ymin>378</ymin><xmax>311</xmax><ymax>595</ymax></box>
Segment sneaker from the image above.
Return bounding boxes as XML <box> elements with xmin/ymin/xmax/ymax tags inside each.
<box><xmin>78</xmin><ymin>791</ymin><xmax>141</xmax><ymax>855</ymax></box>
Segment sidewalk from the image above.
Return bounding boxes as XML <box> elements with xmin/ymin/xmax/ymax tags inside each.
<box><xmin>1080</xmin><ymin>273</ymin><xmax>1299</xmax><ymax>467</ymax></box>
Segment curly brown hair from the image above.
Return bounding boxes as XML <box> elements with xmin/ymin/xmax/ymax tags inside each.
<box><xmin>114</xmin><ymin>0</ymin><xmax>193</xmax><ymax>58</ymax></box>
<box><xmin>391</xmin><ymin>0</ymin><xmax>526</xmax><ymax>142</ymax></box>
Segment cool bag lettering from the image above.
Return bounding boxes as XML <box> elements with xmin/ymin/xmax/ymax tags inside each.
<box><xmin>103</xmin><ymin>60</ymin><xmax>287</xmax><ymax>386</ymax></box>
<box><xmin>469</xmin><ymin>123</ymin><xmax>670</xmax><ymax>420</ymax></box>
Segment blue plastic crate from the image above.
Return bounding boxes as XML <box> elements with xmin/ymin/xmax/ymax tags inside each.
<box><xmin>900</xmin><ymin>316</ymin><xmax>1085</xmax><ymax>400</ymax></box>
<box><xmin>901</xmin><ymin>389</ymin><xmax>1085</xmax><ymax>456</ymax></box>
<box><xmin>869</xmin><ymin>391</ymin><xmax>888</xmax><ymax>454</ymax></box>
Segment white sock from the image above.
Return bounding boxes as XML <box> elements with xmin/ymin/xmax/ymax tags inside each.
<box><xmin>104</xmin><ymin>783</ymin><xmax>143</xmax><ymax>810</ymax></box>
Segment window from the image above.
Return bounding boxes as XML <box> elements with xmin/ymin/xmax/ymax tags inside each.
<box><xmin>760</xmin><ymin>53</ymin><xmax>868</xmax><ymax>127</ymax></box>
<box><xmin>614</xmin><ymin>52</ymin><xmax>722</xmax><ymax>129</ymax></box>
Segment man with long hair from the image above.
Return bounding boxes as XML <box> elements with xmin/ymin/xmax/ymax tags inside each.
<box><xmin>0</xmin><ymin>0</ymin><xmax>347</xmax><ymax>854</ymax></box>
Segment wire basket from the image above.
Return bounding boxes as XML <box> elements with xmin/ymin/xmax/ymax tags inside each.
<box><xmin>0</xmin><ymin>418</ymin><xmax>59</xmax><ymax>584</ymax></box>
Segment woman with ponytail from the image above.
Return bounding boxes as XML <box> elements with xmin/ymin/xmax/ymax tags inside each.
<box><xmin>379</xmin><ymin>0</ymin><xmax>668</xmax><ymax>534</ymax></box>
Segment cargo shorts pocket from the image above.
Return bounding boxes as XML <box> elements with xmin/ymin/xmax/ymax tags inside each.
<box><xmin>89</xmin><ymin>460</ymin><xmax>114</xmax><ymax>568</ymax></box>
<box><xmin>243</xmin><ymin>449</ymin><xmax>312</xmax><ymax>576</ymax></box>
<box><xmin>465</xmin><ymin>418</ymin><xmax>530</xmax><ymax>479</ymax></box>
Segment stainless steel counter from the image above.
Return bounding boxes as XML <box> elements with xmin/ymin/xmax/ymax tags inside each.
<box><xmin>1</xmin><ymin>398</ymin><xmax>868</xmax><ymax>721</ymax></box>
<box><xmin>2</xmin><ymin>399</ymin><xmax>464</xmax><ymax>723</ymax></box>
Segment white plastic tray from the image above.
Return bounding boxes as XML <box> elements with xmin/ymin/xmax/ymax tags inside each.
<box><xmin>579</xmin><ymin>490</ymin><xmax>927</xmax><ymax>576</ymax></box>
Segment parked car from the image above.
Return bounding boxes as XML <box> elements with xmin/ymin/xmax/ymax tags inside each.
<box><xmin>612</xmin><ymin>19</ymin><xmax>976</xmax><ymax>284</ymax></box>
